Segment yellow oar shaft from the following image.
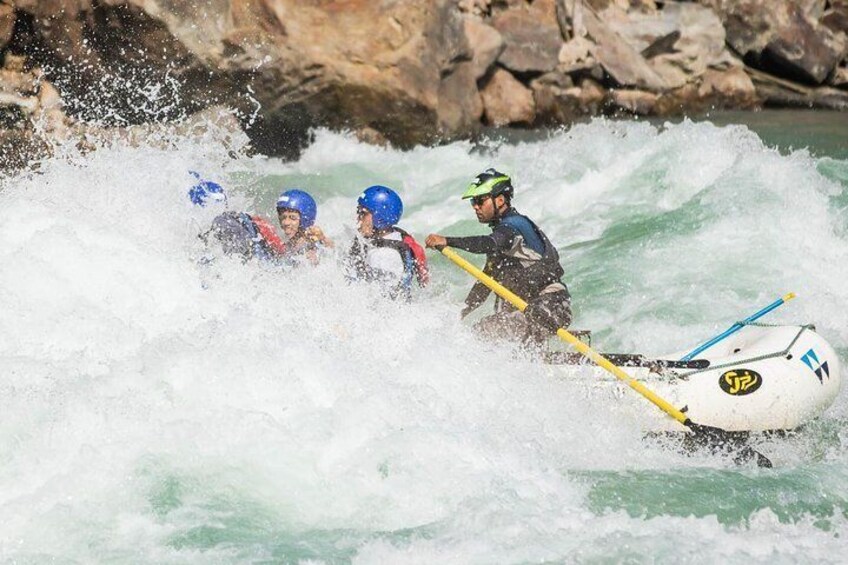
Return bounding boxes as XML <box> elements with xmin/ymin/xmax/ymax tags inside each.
<box><xmin>441</xmin><ymin>247</ymin><xmax>689</xmax><ymax>426</ymax></box>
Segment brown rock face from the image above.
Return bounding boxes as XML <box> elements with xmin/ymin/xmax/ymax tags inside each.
<box><xmin>459</xmin><ymin>0</ymin><xmax>493</xmax><ymax>17</ymax></box>
<box><xmin>0</xmin><ymin>3</ymin><xmax>15</xmax><ymax>47</ymax></box>
<box><xmin>463</xmin><ymin>16</ymin><xmax>505</xmax><ymax>80</ymax></box>
<box><xmin>532</xmin><ymin>73</ymin><xmax>605</xmax><ymax>124</ymax></box>
<box><xmin>604</xmin><ymin>2</ymin><xmax>731</xmax><ymax>88</ymax></box>
<box><xmin>438</xmin><ymin>61</ymin><xmax>485</xmax><ymax>133</ymax></box>
<box><xmin>832</xmin><ymin>66</ymin><xmax>848</xmax><ymax>88</ymax></box>
<box><xmin>9</xmin><ymin>1</ymin><xmax>239</xmax><ymax>126</ymax></box>
<box><xmin>480</xmin><ymin>67</ymin><xmax>535</xmax><ymax>126</ymax></box>
<box><xmin>237</xmin><ymin>0</ymin><xmax>482</xmax><ymax>151</ymax></box>
<box><xmin>822</xmin><ymin>5</ymin><xmax>848</xmax><ymax>35</ymax></box>
<box><xmin>557</xmin><ymin>36</ymin><xmax>597</xmax><ymax>73</ymax></box>
<box><xmin>492</xmin><ymin>7</ymin><xmax>562</xmax><ymax>73</ymax></box>
<box><xmin>0</xmin><ymin>53</ymin><xmax>73</xmax><ymax>170</ymax></box>
<box><xmin>720</xmin><ymin>0</ymin><xmax>845</xmax><ymax>85</ymax></box>
<box><xmin>611</xmin><ymin>89</ymin><xmax>658</xmax><ymax>114</ymax></box>
<box><xmin>532</xmin><ymin>72</ymin><xmax>575</xmax><ymax>124</ymax></box>
<box><xmin>6</xmin><ymin>0</ymin><xmax>483</xmax><ymax>157</ymax></box>
<box><xmin>648</xmin><ymin>65</ymin><xmax>760</xmax><ymax>114</ymax></box>
<box><xmin>762</xmin><ymin>5</ymin><xmax>846</xmax><ymax>84</ymax></box>
<box><xmin>748</xmin><ymin>66</ymin><xmax>848</xmax><ymax>109</ymax></box>
<box><xmin>581</xmin><ymin>6</ymin><xmax>669</xmax><ymax>91</ymax></box>
<box><xmin>0</xmin><ymin>0</ymin><xmax>844</xmax><ymax>163</ymax></box>
<box><xmin>698</xmin><ymin>67</ymin><xmax>759</xmax><ymax>108</ymax></box>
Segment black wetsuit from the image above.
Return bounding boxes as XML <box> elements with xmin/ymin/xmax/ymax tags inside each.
<box><xmin>445</xmin><ymin>208</ymin><xmax>572</xmax><ymax>344</ymax></box>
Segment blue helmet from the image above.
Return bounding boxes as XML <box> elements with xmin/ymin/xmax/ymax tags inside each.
<box><xmin>276</xmin><ymin>189</ymin><xmax>317</xmax><ymax>228</ymax></box>
<box><xmin>189</xmin><ymin>177</ymin><xmax>227</xmax><ymax>207</ymax></box>
<box><xmin>358</xmin><ymin>185</ymin><xmax>403</xmax><ymax>230</ymax></box>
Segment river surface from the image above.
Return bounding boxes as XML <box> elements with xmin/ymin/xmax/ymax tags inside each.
<box><xmin>1</xmin><ymin>109</ymin><xmax>846</xmax><ymax>563</ymax></box>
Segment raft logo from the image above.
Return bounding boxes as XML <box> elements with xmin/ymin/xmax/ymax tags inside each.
<box><xmin>800</xmin><ymin>348</ymin><xmax>829</xmax><ymax>384</ymax></box>
<box><xmin>719</xmin><ymin>369</ymin><xmax>762</xmax><ymax>396</ymax></box>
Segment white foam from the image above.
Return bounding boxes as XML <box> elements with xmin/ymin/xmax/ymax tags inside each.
<box><xmin>0</xmin><ymin>119</ymin><xmax>845</xmax><ymax>561</ymax></box>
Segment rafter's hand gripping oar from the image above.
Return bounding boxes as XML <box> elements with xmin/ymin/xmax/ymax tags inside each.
<box><xmin>438</xmin><ymin>247</ymin><xmax>772</xmax><ymax>467</ymax></box>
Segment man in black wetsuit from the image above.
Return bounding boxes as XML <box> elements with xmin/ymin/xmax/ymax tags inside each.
<box><xmin>425</xmin><ymin>169</ymin><xmax>572</xmax><ymax>347</ymax></box>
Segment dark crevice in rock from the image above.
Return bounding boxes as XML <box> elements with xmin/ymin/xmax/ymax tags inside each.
<box><xmin>242</xmin><ymin>105</ymin><xmax>316</xmax><ymax>161</ymax></box>
<box><xmin>510</xmin><ymin>68</ymin><xmax>548</xmax><ymax>84</ymax></box>
<box><xmin>641</xmin><ymin>31</ymin><xmax>681</xmax><ymax>59</ymax></box>
<box><xmin>4</xmin><ymin>11</ymin><xmax>50</xmax><ymax>72</ymax></box>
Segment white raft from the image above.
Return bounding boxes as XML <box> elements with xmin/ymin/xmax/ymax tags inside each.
<box><xmin>561</xmin><ymin>324</ymin><xmax>842</xmax><ymax>433</ymax></box>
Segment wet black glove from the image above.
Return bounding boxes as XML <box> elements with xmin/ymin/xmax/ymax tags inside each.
<box><xmin>524</xmin><ymin>301</ymin><xmax>562</xmax><ymax>333</ymax></box>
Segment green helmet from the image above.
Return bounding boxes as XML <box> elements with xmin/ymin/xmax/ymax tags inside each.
<box><xmin>461</xmin><ymin>168</ymin><xmax>514</xmax><ymax>200</ymax></box>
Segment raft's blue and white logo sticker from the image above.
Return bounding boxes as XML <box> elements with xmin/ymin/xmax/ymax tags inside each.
<box><xmin>800</xmin><ymin>348</ymin><xmax>830</xmax><ymax>384</ymax></box>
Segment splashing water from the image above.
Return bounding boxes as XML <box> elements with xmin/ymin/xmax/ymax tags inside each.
<box><xmin>1</xmin><ymin>114</ymin><xmax>847</xmax><ymax>563</ymax></box>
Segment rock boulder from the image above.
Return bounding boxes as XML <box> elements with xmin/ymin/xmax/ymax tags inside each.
<box><xmin>463</xmin><ymin>16</ymin><xmax>505</xmax><ymax>80</ymax></box>
<box><xmin>0</xmin><ymin>3</ymin><xmax>15</xmax><ymax>46</ymax></box>
<box><xmin>480</xmin><ymin>67</ymin><xmax>535</xmax><ymax>126</ymax></box>
<box><xmin>532</xmin><ymin>73</ymin><xmax>605</xmax><ymax>124</ymax></box>
<box><xmin>720</xmin><ymin>0</ymin><xmax>845</xmax><ymax>85</ymax></box>
<box><xmin>603</xmin><ymin>2</ymin><xmax>732</xmax><ymax>88</ymax></box>
<box><xmin>580</xmin><ymin>6</ymin><xmax>669</xmax><ymax>91</ymax></box>
<box><xmin>492</xmin><ymin>6</ymin><xmax>562</xmax><ymax>74</ymax></box>
<box><xmin>611</xmin><ymin>88</ymin><xmax>658</xmax><ymax>114</ymax></box>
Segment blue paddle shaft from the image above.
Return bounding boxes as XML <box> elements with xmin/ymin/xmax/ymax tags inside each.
<box><xmin>680</xmin><ymin>295</ymin><xmax>794</xmax><ymax>361</ymax></box>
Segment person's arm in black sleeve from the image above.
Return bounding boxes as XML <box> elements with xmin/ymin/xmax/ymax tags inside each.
<box><xmin>445</xmin><ymin>225</ymin><xmax>516</xmax><ymax>317</ymax></box>
<box><xmin>445</xmin><ymin>224</ymin><xmax>516</xmax><ymax>255</ymax></box>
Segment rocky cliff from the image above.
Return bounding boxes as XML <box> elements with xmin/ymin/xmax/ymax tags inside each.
<box><xmin>1</xmin><ymin>0</ymin><xmax>846</xmax><ymax>166</ymax></box>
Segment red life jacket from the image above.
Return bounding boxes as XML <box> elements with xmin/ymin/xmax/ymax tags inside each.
<box><xmin>395</xmin><ymin>227</ymin><xmax>430</xmax><ymax>287</ymax></box>
<box><xmin>347</xmin><ymin>228</ymin><xmax>429</xmax><ymax>298</ymax></box>
<box><xmin>250</xmin><ymin>215</ymin><xmax>288</xmax><ymax>256</ymax></box>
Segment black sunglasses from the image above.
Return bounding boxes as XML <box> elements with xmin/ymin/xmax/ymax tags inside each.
<box><xmin>470</xmin><ymin>194</ymin><xmax>491</xmax><ymax>207</ymax></box>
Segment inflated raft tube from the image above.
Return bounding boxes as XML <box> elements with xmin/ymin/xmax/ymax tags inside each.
<box><xmin>553</xmin><ymin>324</ymin><xmax>841</xmax><ymax>433</ymax></box>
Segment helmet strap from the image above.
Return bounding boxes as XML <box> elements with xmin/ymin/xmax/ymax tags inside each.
<box><xmin>492</xmin><ymin>195</ymin><xmax>510</xmax><ymax>221</ymax></box>
<box><xmin>372</xmin><ymin>226</ymin><xmax>394</xmax><ymax>238</ymax></box>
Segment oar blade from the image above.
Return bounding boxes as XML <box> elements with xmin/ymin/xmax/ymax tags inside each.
<box><xmin>685</xmin><ymin>421</ymin><xmax>773</xmax><ymax>468</ymax></box>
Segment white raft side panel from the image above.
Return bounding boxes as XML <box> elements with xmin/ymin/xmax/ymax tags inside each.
<box><xmin>553</xmin><ymin>325</ymin><xmax>842</xmax><ymax>433</ymax></box>
<box><xmin>653</xmin><ymin>325</ymin><xmax>842</xmax><ymax>432</ymax></box>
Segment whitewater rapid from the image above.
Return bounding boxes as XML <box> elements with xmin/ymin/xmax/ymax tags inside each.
<box><xmin>1</xmin><ymin>116</ymin><xmax>846</xmax><ymax>562</ymax></box>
